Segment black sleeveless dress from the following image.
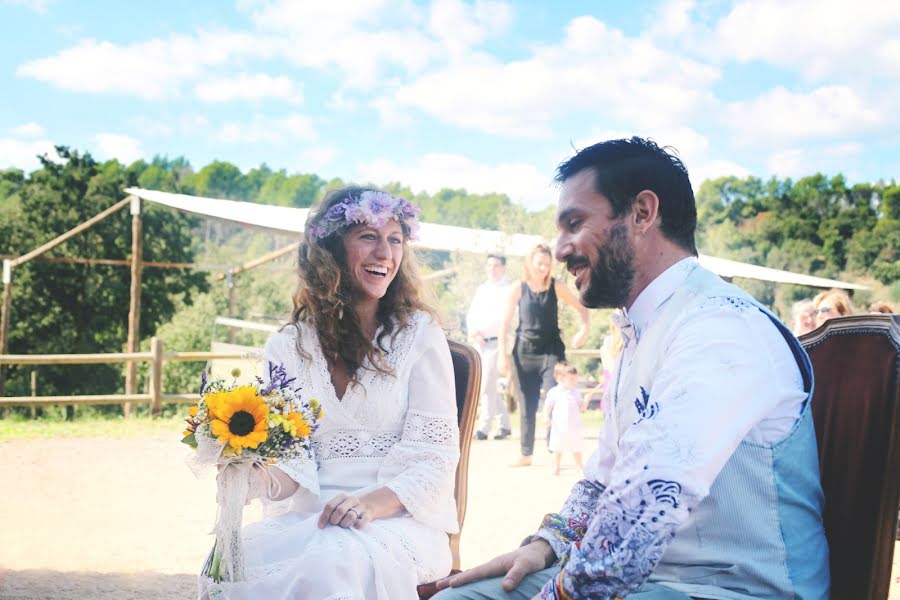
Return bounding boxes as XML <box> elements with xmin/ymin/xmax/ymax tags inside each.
<box><xmin>512</xmin><ymin>279</ymin><xmax>566</xmax><ymax>456</ymax></box>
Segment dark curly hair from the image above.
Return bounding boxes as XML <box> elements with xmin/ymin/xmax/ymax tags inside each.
<box><xmin>289</xmin><ymin>186</ymin><xmax>439</xmax><ymax>383</ymax></box>
<box><xmin>555</xmin><ymin>136</ymin><xmax>698</xmax><ymax>255</ymax></box>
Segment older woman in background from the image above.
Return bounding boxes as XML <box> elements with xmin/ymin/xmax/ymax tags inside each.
<box><xmin>812</xmin><ymin>288</ymin><xmax>854</xmax><ymax>329</ymax></box>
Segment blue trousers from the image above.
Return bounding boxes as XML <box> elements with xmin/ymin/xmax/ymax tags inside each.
<box><xmin>431</xmin><ymin>567</ymin><xmax>693</xmax><ymax>599</ymax></box>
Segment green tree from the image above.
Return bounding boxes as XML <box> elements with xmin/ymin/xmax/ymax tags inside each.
<box><xmin>191</xmin><ymin>160</ymin><xmax>249</xmax><ymax>200</ymax></box>
<box><xmin>3</xmin><ymin>147</ymin><xmax>208</xmax><ymax>399</ymax></box>
<box><xmin>257</xmin><ymin>171</ymin><xmax>324</xmax><ymax>207</ymax></box>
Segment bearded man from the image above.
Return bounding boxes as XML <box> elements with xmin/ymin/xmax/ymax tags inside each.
<box><xmin>434</xmin><ymin>137</ymin><xmax>829</xmax><ymax>600</ymax></box>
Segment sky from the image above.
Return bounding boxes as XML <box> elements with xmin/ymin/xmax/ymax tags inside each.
<box><xmin>1</xmin><ymin>0</ymin><xmax>899</xmax><ymax>211</ymax></box>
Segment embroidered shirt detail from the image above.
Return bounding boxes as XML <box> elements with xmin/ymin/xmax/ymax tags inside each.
<box><xmin>632</xmin><ymin>387</ymin><xmax>659</xmax><ymax>425</ymax></box>
<box><xmin>541</xmin><ymin>473</ymin><xmax>694</xmax><ymax>600</ymax></box>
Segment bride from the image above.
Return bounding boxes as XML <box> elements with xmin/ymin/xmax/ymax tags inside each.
<box><xmin>199</xmin><ymin>187</ymin><xmax>460</xmax><ymax>600</ymax></box>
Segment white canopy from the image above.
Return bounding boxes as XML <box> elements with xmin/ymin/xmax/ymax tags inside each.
<box><xmin>126</xmin><ymin>187</ymin><xmax>866</xmax><ymax>291</ymax></box>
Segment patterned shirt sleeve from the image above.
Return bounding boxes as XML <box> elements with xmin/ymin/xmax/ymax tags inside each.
<box><xmin>540</xmin><ymin>302</ymin><xmax>801</xmax><ymax>599</ymax></box>
<box><xmin>526</xmin><ymin>479</ymin><xmax>605</xmax><ymax>560</ymax></box>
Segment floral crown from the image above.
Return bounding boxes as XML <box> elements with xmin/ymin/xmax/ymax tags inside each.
<box><xmin>309</xmin><ymin>190</ymin><xmax>421</xmax><ymax>241</ymax></box>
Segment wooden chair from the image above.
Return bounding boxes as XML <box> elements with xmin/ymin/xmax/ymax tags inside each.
<box><xmin>800</xmin><ymin>314</ymin><xmax>900</xmax><ymax>599</ymax></box>
<box><xmin>417</xmin><ymin>338</ymin><xmax>481</xmax><ymax>599</ymax></box>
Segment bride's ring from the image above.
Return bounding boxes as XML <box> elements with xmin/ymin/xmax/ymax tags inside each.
<box><xmin>347</xmin><ymin>507</ymin><xmax>361</xmax><ymax>519</ymax></box>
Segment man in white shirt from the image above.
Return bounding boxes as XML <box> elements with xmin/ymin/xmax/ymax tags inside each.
<box><xmin>435</xmin><ymin>137</ymin><xmax>828</xmax><ymax>599</ymax></box>
<box><xmin>467</xmin><ymin>254</ymin><xmax>512</xmax><ymax>440</ymax></box>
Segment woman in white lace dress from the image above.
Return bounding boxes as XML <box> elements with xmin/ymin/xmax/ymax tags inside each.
<box><xmin>199</xmin><ymin>187</ymin><xmax>460</xmax><ymax>600</ymax></box>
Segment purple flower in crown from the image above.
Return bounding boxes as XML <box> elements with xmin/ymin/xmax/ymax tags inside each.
<box><xmin>324</xmin><ymin>201</ymin><xmax>348</xmax><ymax>222</ymax></box>
<box><xmin>311</xmin><ymin>190</ymin><xmax>421</xmax><ymax>241</ymax></box>
<box><xmin>398</xmin><ymin>199</ymin><xmax>420</xmax><ymax>221</ymax></box>
<box><xmin>343</xmin><ymin>203</ymin><xmax>367</xmax><ymax>224</ymax></box>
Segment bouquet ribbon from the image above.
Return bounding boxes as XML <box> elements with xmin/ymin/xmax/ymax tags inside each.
<box><xmin>211</xmin><ymin>460</ymin><xmax>255</xmax><ymax>582</ymax></box>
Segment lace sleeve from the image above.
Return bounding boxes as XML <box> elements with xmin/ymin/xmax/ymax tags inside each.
<box><xmin>379</xmin><ymin>319</ymin><xmax>461</xmax><ymax>533</ymax></box>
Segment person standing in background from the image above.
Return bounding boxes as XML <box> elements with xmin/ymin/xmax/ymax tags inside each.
<box><xmin>467</xmin><ymin>254</ymin><xmax>513</xmax><ymax>440</ymax></box>
<box><xmin>498</xmin><ymin>243</ymin><xmax>590</xmax><ymax>467</ymax></box>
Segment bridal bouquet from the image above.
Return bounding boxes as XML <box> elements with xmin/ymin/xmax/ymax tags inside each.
<box><xmin>182</xmin><ymin>363</ymin><xmax>323</xmax><ymax>583</ymax></box>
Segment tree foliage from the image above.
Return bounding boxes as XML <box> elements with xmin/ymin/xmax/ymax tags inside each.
<box><xmin>2</xmin><ymin>147</ymin><xmax>896</xmax><ymax>408</ymax></box>
<box><xmin>697</xmin><ymin>174</ymin><xmax>899</xmax><ymax>315</ymax></box>
<box><xmin>1</xmin><ymin>148</ymin><xmax>208</xmax><ymax>397</ymax></box>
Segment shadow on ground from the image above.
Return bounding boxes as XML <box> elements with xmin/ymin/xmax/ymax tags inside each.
<box><xmin>0</xmin><ymin>569</ymin><xmax>196</xmax><ymax>600</ymax></box>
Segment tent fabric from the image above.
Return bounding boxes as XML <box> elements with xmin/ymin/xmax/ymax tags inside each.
<box><xmin>125</xmin><ymin>187</ymin><xmax>865</xmax><ymax>291</ymax></box>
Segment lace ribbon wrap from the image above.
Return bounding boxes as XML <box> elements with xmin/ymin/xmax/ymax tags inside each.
<box><xmin>192</xmin><ymin>433</ymin><xmax>279</xmax><ymax>583</ymax></box>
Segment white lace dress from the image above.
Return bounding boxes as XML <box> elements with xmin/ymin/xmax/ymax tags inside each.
<box><xmin>199</xmin><ymin>312</ymin><xmax>460</xmax><ymax>600</ymax></box>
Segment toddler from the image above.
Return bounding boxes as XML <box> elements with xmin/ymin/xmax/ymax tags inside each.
<box><xmin>544</xmin><ymin>361</ymin><xmax>586</xmax><ymax>475</ymax></box>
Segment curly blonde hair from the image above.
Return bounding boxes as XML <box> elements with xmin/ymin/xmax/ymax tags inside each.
<box><xmin>289</xmin><ymin>187</ymin><xmax>439</xmax><ymax>383</ymax></box>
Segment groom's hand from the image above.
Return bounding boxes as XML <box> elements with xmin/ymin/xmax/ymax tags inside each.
<box><xmin>435</xmin><ymin>539</ymin><xmax>555</xmax><ymax>592</ymax></box>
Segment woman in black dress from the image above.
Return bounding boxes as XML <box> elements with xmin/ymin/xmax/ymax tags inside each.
<box><xmin>498</xmin><ymin>243</ymin><xmax>589</xmax><ymax>466</ymax></box>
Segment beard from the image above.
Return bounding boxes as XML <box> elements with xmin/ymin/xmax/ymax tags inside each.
<box><xmin>572</xmin><ymin>222</ymin><xmax>635</xmax><ymax>309</ymax></box>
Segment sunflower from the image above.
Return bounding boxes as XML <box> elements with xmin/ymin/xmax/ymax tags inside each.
<box><xmin>285</xmin><ymin>412</ymin><xmax>313</xmax><ymax>438</ymax></box>
<box><xmin>208</xmin><ymin>386</ymin><xmax>269</xmax><ymax>452</ymax></box>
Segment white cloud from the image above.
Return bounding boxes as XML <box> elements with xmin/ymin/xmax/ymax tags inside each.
<box><xmin>17</xmin><ymin>31</ymin><xmax>272</xmax><ymax>99</ymax></box>
<box><xmin>388</xmin><ymin>15</ymin><xmax>719</xmax><ymax>137</ymax></box>
<box><xmin>11</xmin><ymin>122</ymin><xmax>45</xmax><ymax>137</ymax></box>
<box><xmin>194</xmin><ymin>73</ymin><xmax>302</xmax><ymax>103</ymax></box>
<box><xmin>711</xmin><ymin>0</ymin><xmax>900</xmax><ymax>80</ymax></box>
<box><xmin>246</xmin><ymin>0</ymin><xmax>440</xmax><ymax>89</ymax></box>
<box><xmin>691</xmin><ymin>159</ymin><xmax>750</xmax><ymax>185</ymax></box>
<box><xmin>725</xmin><ymin>86</ymin><xmax>882</xmax><ymax>144</ymax></box>
<box><xmin>0</xmin><ymin>138</ymin><xmax>56</xmax><ymax>171</ymax></box>
<box><xmin>649</xmin><ymin>0</ymin><xmax>697</xmax><ymax>38</ymax></box>
<box><xmin>824</xmin><ymin>142</ymin><xmax>863</xmax><ymax>157</ymax></box>
<box><xmin>217</xmin><ymin>113</ymin><xmax>317</xmax><ymax>144</ymax></box>
<box><xmin>129</xmin><ymin>114</ymin><xmax>210</xmax><ymax>137</ymax></box>
<box><xmin>357</xmin><ymin>153</ymin><xmax>554</xmax><ymax>211</ymax></box>
<box><xmin>94</xmin><ymin>133</ymin><xmax>143</xmax><ymax>164</ymax></box>
<box><xmin>766</xmin><ymin>145</ymin><xmax>865</xmax><ymax>179</ymax></box>
<box><xmin>301</xmin><ymin>146</ymin><xmax>337</xmax><ymax>169</ymax></box>
<box><xmin>428</xmin><ymin>0</ymin><xmax>512</xmax><ymax>59</ymax></box>
<box><xmin>3</xmin><ymin>0</ymin><xmax>50</xmax><ymax>14</ymax></box>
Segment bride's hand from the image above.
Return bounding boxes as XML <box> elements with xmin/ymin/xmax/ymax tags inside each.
<box><xmin>318</xmin><ymin>492</ymin><xmax>373</xmax><ymax>530</ymax></box>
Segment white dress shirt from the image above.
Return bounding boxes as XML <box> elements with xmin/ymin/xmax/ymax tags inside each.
<box><xmin>536</xmin><ymin>257</ymin><xmax>809</xmax><ymax>599</ymax></box>
<box><xmin>466</xmin><ymin>278</ymin><xmax>510</xmax><ymax>339</ymax></box>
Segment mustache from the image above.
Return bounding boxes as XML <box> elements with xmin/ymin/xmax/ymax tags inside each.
<box><xmin>566</xmin><ymin>256</ymin><xmax>590</xmax><ymax>271</ymax></box>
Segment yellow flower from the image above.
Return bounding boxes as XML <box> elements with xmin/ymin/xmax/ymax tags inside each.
<box><xmin>188</xmin><ymin>405</ymin><xmax>199</xmax><ymax>417</ymax></box>
<box><xmin>285</xmin><ymin>413</ymin><xmax>312</xmax><ymax>438</ymax></box>
<box><xmin>208</xmin><ymin>386</ymin><xmax>269</xmax><ymax>451</ymax></box>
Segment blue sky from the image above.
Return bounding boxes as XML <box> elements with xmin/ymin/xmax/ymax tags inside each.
<box><xmin>2</xmin><ymin>0</ymin><xmax>898</xmax><ymax>210</ymax></box>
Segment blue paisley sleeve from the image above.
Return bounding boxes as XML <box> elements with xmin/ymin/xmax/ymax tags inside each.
<box><xmin>539</xmin><ymin>471</ymin><xmax>697</xmax><ymax>600</ymax></box>
<box><xmin>526</xmin><ymin>479</ymin><xmax>605</xmax><ymax>561</ymax></box>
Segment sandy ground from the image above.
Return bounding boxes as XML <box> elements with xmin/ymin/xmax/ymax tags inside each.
<box><xmin>1</xmin><ymin>426</ymin><xmax>898</xmax><ymax>599</ymax></box>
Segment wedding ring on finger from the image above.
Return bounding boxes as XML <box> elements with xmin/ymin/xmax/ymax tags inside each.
<box><xmin>347</xmin><ymin>507</ymin><xmax>361</xmax><ymax>520</ymax></box>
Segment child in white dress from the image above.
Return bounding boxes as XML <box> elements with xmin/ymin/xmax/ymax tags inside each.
<box><xmin>543</xmin><ymin>362</ymin><xmax>585</xmax><ymax>475</ymax></box>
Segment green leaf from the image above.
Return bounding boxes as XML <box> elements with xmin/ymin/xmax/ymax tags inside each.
<box><xmin>181</xmin><ymin>432</ymin><xmax>197</xmax><ymax>448</ymax></box>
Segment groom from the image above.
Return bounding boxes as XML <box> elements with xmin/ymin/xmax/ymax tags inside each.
<box><xmin>434</xmin><ymin>138</ymin><xmax>829</xmax><ymax>599</ymax></box>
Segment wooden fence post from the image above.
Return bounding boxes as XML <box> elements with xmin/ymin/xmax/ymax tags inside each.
<box><xmin>30</xmin><ymin>370</ymin><xmax>37</xmax><ymax>419</ymax></box>
<box><xmin>124</xmin><ymin>196</ymin><xmax>143</xmax><ymax>417</ymax></box>
<box><xmin>227</xmin><ymin>271</ymin><xmax>236</xmax><ymax>343</ymax></box>
<box><xmin>149</xmin><ymin>337</ymin><xmax>163</xmax><ymax>417</ymax></box>
<box><xmin>0</xmin><ymin>260</ymin><xmax>13</xmax><ymax>398</ymax></box>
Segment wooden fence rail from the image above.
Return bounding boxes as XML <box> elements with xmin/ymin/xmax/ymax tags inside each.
<box><xmin>0</xmin><ymin>336</ymin><xmax>249</xmax><ymax>415</ymax></box>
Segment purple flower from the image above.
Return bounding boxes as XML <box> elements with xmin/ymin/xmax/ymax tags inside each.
<box><xmin>324</xmin><ymin>202</ymin><xmax>348</xmax><ymax>222</ymax></box>
<box><xmin>310</xmin><ymin>191</ymin><xmax>421</xmax><ymax>240</ymax></box>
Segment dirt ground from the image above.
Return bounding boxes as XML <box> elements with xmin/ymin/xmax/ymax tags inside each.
<box><xmin>1</xmin><ymin>427</ymin><xmax>899</xmax><ymax>599</ymax></box>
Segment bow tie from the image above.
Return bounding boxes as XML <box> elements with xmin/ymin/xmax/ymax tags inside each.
<box><xmin>610</xmin><ymin>310</ymin><xmax>638</xmax><ymax>345</ymax></box>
